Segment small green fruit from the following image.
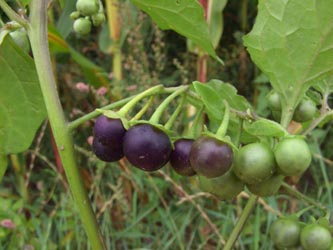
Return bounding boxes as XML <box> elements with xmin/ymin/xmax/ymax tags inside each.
<box><xmin>293</xmin><ymin>99</ymin><xmax>317</xmax><ymax>123</ymax></box>
<box><xmin>198</xmin><ymin>170</ymin><xmax>244</xmax><ymax>200</ymax></box>
<box><xmin>73</xmin><ymin>18</ymin><xmax>92</xmax><ymax>35</ymax></box>
<box><xmin>92</xmin><ymin>13</ymin><xmax>106</xmax><ymax>26</ymax></box>
<box><xmin>76</xmin><ymin>0</ymin><xmax>99</xmax><ymax>16</ymax></box>
<box><xmin>274</xmin><ymin>138</ymin><xmax>311</xmax><ymax>176</ymax></box>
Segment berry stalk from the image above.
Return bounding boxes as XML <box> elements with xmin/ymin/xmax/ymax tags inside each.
<box><xmin>216</xmin><ymin>100</ymin><xmax>230</xmax><ymax>138</ymax></box>
<box><xmin>117</xmin><ymin>85</ymin><xmax>163</xmax><ymax>117</ymax></box>
<box><xmin>149</xmin><ymin>85</ymin><xmax>189</xmax><ymax>124</ymax></box>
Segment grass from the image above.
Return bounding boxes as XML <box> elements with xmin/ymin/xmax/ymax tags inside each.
<box><xmin>1</xmin><ymin>139</ymin><xmax>332</xmax><ymax>250</ymax></box>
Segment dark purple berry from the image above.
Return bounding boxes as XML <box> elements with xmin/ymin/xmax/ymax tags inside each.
<box><xmin>122</xmin><ymin>124</ymin><xmax>172</xmax><ymax>171</ymax></box>
<box><xmin>93</xmin><ymin>115</ymin><xmax>126</xmax><ymax>146</ymax></box>
<box><xmin>92</xmin><ymin>138</ymin><xmax>124</xmax><ymax>162</ymax></box>
<box><xmin>189</xmin><ymin>135</ymin><xmax>234</xmax><ymax>178</ymax></box>
<box><xmin>170</xmin><ymin>138</ymin><xmax>196</xmax><ymax>176</ymax></box>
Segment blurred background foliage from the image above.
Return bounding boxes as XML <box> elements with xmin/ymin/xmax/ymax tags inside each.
<box><xmin>0</xmin><ymin>0</ymin><xmax>332</xmax><ymax>249</ymax></box>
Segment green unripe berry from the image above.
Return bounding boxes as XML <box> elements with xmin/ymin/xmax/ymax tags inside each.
<box><xmin>293</xmin><ymin>99</ymin><xmax>317</xmax><ymax>123</ymax></box>
<box><xmin>70</xmin><ymin>11</ymin><xmax>81</xmax><ymax>20</ymax></box>
<box><xmin>76</xmin><ymin>0</ymin><xmax>99</xmax><ymax>16</ymax></box>
<box><xmin>92</xmin><ymin>13</ymin><xmax>106</xmax><ymax>26</ymax></box>
<box><xmin>267</xmin><ymin>91</ymin><xmax>281</xmax><ymax>111</ymax></box>
<box><xmin>73</xmin><ymin>18</ymin><xmax>92</xmax><ymax>35</ymax></box>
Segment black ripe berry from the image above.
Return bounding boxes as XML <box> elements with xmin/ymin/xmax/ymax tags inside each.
<box><xmin>92</xmin><ymin>115</ymin><xmax>126</xmax><ymax>162</ymax></box>
<box><xmin>170</xmin><ymin>138</ymin><xmax>196</xmax><ymax>176</ymax></box>
<box><xmin>92</xmin><ymin>138</ymin><xmax>124</xmax><ymax>162</ymax></box>
<box><xmin>122</xmin><ymin>124</ymin><xmax>172</xmax><ymax>171</ymax></box>
<box><xmin>93</xmin><ymin>115</ymin><xmax>126</xmax><ymax>146</ymax></box>
<box><xmin>189</xmin><ymin>136</ymin><xmax>233</xmax><ymax>178</ymax></box>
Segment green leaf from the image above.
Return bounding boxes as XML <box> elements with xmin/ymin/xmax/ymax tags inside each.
<box><xmin>243</xmin><ymin>0</ymin><xmax>333</xmax><ymax>109</ymax></box>
<box><xmin>193</xmin><ymin>80</ymin><xmax>251</xmax><ymax>120</ymax></box>
<box><xmin>56</xmin><ymin>0</ymin><xmax>76</xmax><ymax>38</ymax></box>
<box><xmin>193</xmin><ymin>80</ymin><xmax>252</xmax><ymax>143</ymax></box>
<box><xmin>131</xmin><ymin>0</ymin><xmax>221</xmax><ymax>62</ymax></box>
<box><xmin>313</xmin><ymin>74</ymin><xmax>333</xmax><ymax>95</ymax></box>
<box><xmin>0</xmin><ymin>36</ymin><xmax>46</xmax><ymax>154</ymax></box>
<box><xmin>209</xmin><ymin>0</ymin><xmax>227</xmax><ymax>49</ymax></box>
<box><xmin>244</xmin><ymin>119</ymin><xmax>288</xmax><ymax>138</ymax></box>
<box><xmin>193</xmin><ymin>81</ymin><xmax>224</xmax><ymax>120</ymax></box>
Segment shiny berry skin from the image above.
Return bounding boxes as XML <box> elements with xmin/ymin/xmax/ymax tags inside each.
<box><xmin>293</xmin><ymin>99</ymin><xmax>317</xmax><ymax>123</ymax></box>
<box><xmin>170</xmin><ymin>138</ymin><xmax>196</xmax><ymax>176</ymax></box>
<box><xmin>274</xmin><ymin>138</ymin><xmax>312</xmax><ymax>176</ymax></box>
<box><xmin>122</xmin><ymin>124</ymin><xmax>172</xmax><ymax>171</ymax></box>
<box><xmin>189</xmin><ymin>136</ymin><xmax>234</xmax><ymax>178</ymax></box>
<box><xmin>233</xmin><ymin>142</ymin><xmax>276</xmax><ymax>184</ymax></box>
<box><xmin>270</xmin><ymin>218</ymin><xmax>301</xmax><ymax>248</ymax></box>
<box><xmin>300</xmin><ymin>224</ymin><xmax>332</xmax><ymax>250</ymax></box>
<box><xmin>76</xmin><ymin>0</ymin><xmax>99</xmax><ymax>16</ymax></box>
<box><xmin>199</xmin><ymin>170</ymin><xmax>244</xmax><ymax>200</ymax></box>
<box><xmin>92</xmin><ymin>138</ymin><xmax>124</xmax><ymax>162</ymax></box>
<box><xmin>73</xmin><ymin>18</ymin><xmax>92</xmax><ymax>35</ymax></box>
<box><xmin>93</xmin><ymin>115</ymin><xmax>126</xmax><ymax>147</ymax></box>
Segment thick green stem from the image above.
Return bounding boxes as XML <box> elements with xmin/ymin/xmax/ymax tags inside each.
<box><xmin>149</xmin><ymin>86</ymin><xmax>188</xmax><ymax>124</ymax></box>
<box><xmin>28</xmin><ymin>1</ymin><xmax>105</xmax><ymax>249</ymax></box>
<box><xmin>224</xmin><ymin>194</ymin><xmax>258</xmax><ymax>250</ymax></box>
<box><xmin>281</xmin><ymin>182</ymin><xmax>327</xmax><ymax>211</ymax></box>
<box><xmin>280</xmin><ymin>105</ymin><xmax>294</xmax><ymax>129</ymax></box>
<box><xmin>0</xmin><ymin>0</ymin><xmax>28</xmax><ymax>28</ymax></box>
<box><xmin>68</xmin><ymin>96</ymin><xmax>131</xmax><ymax>131</ymax></box>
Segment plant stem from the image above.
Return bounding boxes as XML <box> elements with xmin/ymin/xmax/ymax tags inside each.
<box><xmin>107</xmin><ymin>0</ymin><xmax>121</xmax><ymax>74</ymax></box>
<box><xmin>149</xmin><ymin>85</ymin><xmax>188</xmax><ymax>124</ymax></box>
<box><xmin>281</xmin><ymin>182</ymin><xmax>327</xmax><ymax>211</ymax></box>
<box><xmin>280</xmin><ymin>105</ymin><xmax>294</xmax><ymax>129</ymax></box>
<box><xmin>224</xmin><ymin>194</ymin><xmax>258</xmax><ymax>250</ymax></box>
<box><xmin>68</xmin><ymin>86</ymin><xmax>183</xmax><ymax>130</ymax></box>
<box><xmin>132</xmin><ymin>96</ymin><xmax>155</xmax><ymax>121</ymax></box>
<box><xmin>28</xmin><ymin>1</ymin><xmax>105</xmax><ymax>249</ymax></box>
<box><xmin>165</xmin><ymin>94</ymin><xmax>186</xmax><ymax>130</ymax></box>
<box><xmin>68</xmin><ymin>96</ymin><xmax>131</xmax><ymax>131</ymax></box>
<box><xmin>302</xmin><ymin>110</ymin><xmax>333</xmax><ymax>136</ymax></box>
<box><xmin>10</xmin><ymin>154</ymin><xmax>29</xmax><ymax>202</ymax></box>
<box><xmin>0</xmin><ymin>0</ymin><xmax>28</xmax><ymax>28</ymax></box>
<box><xmin>118</xmin><ymin>85</ymin><xmax>163</xmax><ymax>116</ymax></box>
<box><xmin>188</xmin><ymin>106</ymin><xmax>204</xmax><ymax>138</ymax></box>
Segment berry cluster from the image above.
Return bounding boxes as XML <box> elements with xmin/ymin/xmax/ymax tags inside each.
<box><xmin>233</xmin><ymin>137</ymin><xmax>312</xmax><ymax>197</ymax></box>
<box><xmin>92</xmin><ymin>116</ymin><xmax>172</xmax><ymax>171</ymax></box>
<box><xmin>267</xmin><ymin>90</ymin><xmax>317</xmax><ymax>123</ymax></box>
<box><xmin>90</xmin><ymin>85</ymin><xmax>313</xmax><ymax>201</ymax></box>
<box><xmin>71</xmin><ymin>0</ymin><xmax>105</xmax><ymax>35</ymax></box>
<box><xmin>270</xmin><ymin>216</ymin><xmax>332</xmax><ymax>250</ymax></box>
<box><xmin>92</xmin><ymin>113</ymin><xmax>312</xmax><ymax>200</ymax></box>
